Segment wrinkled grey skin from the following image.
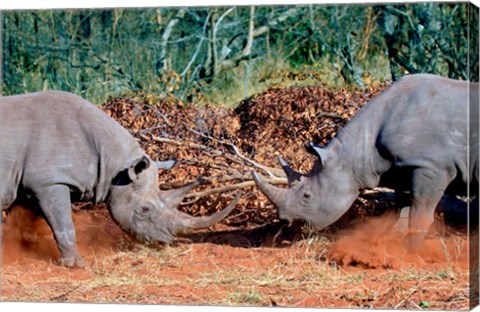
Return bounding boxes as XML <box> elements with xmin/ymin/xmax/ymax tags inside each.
<box><xmin>0</xmin><ymin>91</ymin><xmax>241</xmax><ymax>267</ymax></box>
<box><xmin>253</xmin><ymin>74</ymin><xmax>478</xmax><ymax>248</ymax></box>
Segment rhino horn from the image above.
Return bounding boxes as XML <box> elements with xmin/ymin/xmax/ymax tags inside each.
<box><xmin>278</xmin><ymin>156</ymin><xmax>303</xmax><ymax>186</ymax></box>
<box><xmin>161</xmin><ymin>179</ymin><xmax>202</xmax><ymax>208</ymax></box>
<box><xmin>251</xmin><ymin>171</ymin><xmax>289</xmax><ymax>210</ymax></box>
<box><xmin>171</xmin><ymin>191</ymin><xmax>242</xmax><ymax>233</ymax></box>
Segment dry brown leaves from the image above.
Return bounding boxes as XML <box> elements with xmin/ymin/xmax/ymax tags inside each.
<box><xmin>234</xmin><ymin>85</ymin><xmax>388</xmax><ymax>173</ymax></box>
<box><xmin>100</xmin><ymin>82</ymin><xmax>391</xmax><ymax>228</ymax></box>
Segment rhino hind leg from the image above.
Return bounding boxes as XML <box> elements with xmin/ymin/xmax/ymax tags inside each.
<box><xmin>34</xmin><ymin>184</ymin><xmax>85</xmax><ymax>268</ymax></box>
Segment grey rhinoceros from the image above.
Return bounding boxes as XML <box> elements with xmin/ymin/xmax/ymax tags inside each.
<box><xmin>0</xmin><ymin>91</ymin><xmax>241</xmax><ymax>267</ymax></box>
<box><xmin>253</xmin><ymin>74</ymin><xmax>478</xmax><ymax>248</ymax></box>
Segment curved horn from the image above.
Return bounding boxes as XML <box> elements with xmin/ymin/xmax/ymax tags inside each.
<box><xmin>171</xmin><ymin>191</ymin><xmax>242</xmax><ymax>233</ymax></box>
<box><xmin>251</xmin><ymin>171</ymin><xmax>289</xmax><ymax>209</ymax></box>
<box><xmin>278</xmin><ymin>156</ymin><xmax>303</xmax><ymax>186</ymax></box>
<box><xmin>161</xmin><ymin>180</ymin><xmax>201</xmax><ymax>208</ymax></box>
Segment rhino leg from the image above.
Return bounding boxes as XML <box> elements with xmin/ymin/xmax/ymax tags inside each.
<box><xmin>392</xmin><ymin>190</ymin><xmax>411</xmax><ymax>233</ymax></box>
<box><xmin>35</xmin><ymin>184</ymin><xmax>85</xmax><ymax>268</ymax></box>
<box><xmin>393</xmin><ymin>206</ymin><xmax>410</xmax><ymax>233</ymax></box>
<box><xmin>405</xmin><ymin>168</ymin><xmax>450</xmax><ymax>251</ymax></box>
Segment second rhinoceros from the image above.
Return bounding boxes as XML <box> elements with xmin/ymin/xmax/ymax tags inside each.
<box><xmin>0</xmin><ymin>91</ymin><xmax>241</xmax><ymax>267</ymax></box>
<box><xmin>253</xmin><ymin>74</ymin><xmax>478</xmax><ymax>248</ymax></box>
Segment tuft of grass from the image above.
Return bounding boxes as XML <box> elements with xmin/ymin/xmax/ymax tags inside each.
<box><xmin>226</xmin><ymin>287</ymin><xmax>268</xmax><ymax>306</ymax></box>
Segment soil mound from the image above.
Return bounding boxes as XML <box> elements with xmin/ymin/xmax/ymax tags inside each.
<box><xmin>100</xmin><ymin>83</ymin><xmax>389</xmax><ymax>227</ymax></box>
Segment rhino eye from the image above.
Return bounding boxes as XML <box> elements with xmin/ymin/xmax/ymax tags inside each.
<box><xmin>136</xmin><ymin>206</ymin><xmax>151</xmax><ymax>216</ymax></box>
<box><xmin>303</xmin><ymin>193</ymin><xmax>311</xmax><ymax>199</ymax></box>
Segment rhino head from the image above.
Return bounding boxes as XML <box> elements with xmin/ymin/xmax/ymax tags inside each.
<box><xmin>108</xmin><ymin>156</ymin><xmax>241</xmax><ymax>243</ymax></box>
<box><xmin>252</xmin><ymin>142</ymin><xmax>359</xmax><ymax>230</ymax></box>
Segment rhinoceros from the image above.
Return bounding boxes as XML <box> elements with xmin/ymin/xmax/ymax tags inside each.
<box><xmin>253</xmin><ymin>74</ymin><xmax>479</xmax><ymax>248</ymax></box>
<box><xmin>0</xmin><ymin>91</ymin><xmax>241</xmax><ymax>267</ymax></box>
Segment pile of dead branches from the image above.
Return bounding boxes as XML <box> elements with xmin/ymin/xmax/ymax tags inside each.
<box><xmin>234</xmin><ymin>85</ymin><xmax>387</xmax><ymax>173</ymax></box>
<box><xmin>100</xmin><ymin>82</ymin><xmax>391</xmax><ymax>228</ymax></box>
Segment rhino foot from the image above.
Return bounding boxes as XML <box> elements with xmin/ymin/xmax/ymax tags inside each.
<box><xmin>404</xmin><ymin>230</ymin><xmax>428</xmax><ymax>252</ymax></box>
<box><xmin>58</xmin><ymin>254</ymin><xmax>86</xmax><ymax>268</ymax></box>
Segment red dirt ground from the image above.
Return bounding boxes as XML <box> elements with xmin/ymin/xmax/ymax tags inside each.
<box><xmin>0</xmin><ymin>204</ymin><xmax>474</xmax><ymax>310</ymax></box>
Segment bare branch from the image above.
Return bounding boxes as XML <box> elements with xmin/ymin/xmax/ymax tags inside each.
<box><xmin>214</xmin><ymin>7</ymin><xmax>236</xmax><ymax>34</ymax></box>
<box><xmin>216</xmin><ymin>6</ymin><xmax>300</xmax><ymax>74</ymax></box>
<box><xmin>180</xmin><ymin>11</ymin><xmax>211</xmax><ymax>77</ymax></box>
<box><xmin>241</xmin><ymin>6</ymin><xmax>255</xmax><ymax>58</ymax></box>
<box><xmin>184</xmin><ymin>176</ymin><xmax>287</xmax><ymax>199</ymax></box>
<box><xmin>182</xmin><ymin>125</ymin><xmax>285</xmax><ymax>178</ymax></box>
<box><xmin>159</xmin><ymin>9</ymin><xmax>186</xmax><ymax>72</ymax></box>
<box><xmin>253</xmin><ymin>7</ymin><xmax>299</xmax><ymax>37</ymax></box>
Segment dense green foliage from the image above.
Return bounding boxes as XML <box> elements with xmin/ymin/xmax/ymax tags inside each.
<box><xmin>1</xmin><ymin>3</ymin><xmax>478</xmax><ymax>105</ymax></box>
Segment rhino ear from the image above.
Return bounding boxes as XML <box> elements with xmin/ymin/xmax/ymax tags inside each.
<box><xmin>305</xmin><ymin>141</ymin><xmax>328</xmax><ymax>167</ymax></box>
<box><xmin>112</xmin><ymin>156</ymin><xmax>150</xmax><ymax>186</ymax></box>
<box><xmin>128</xmin><ymin>156</ymin><xmax>151</xmax><ymax>180</ymax></box>
<box><xmin>112</xmin><ymin>168</ymin><xmax>132</xmax><ymax>186</ymax></box>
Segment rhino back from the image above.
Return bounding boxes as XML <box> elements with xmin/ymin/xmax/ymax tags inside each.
<box><xmin>335</xmin><ymin>74</ymin><xmax>477</xmax><ymax>192</ymax></box>
<box><xmin>1</xmin><ymin>91</ymin><xmax>141</xmax><ymax>206</ymax></box>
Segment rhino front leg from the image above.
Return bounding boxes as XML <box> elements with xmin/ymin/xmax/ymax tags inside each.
<box><xmin>405</xmin><ymin>168</ymin><xmax>450</xmax><ymax>251</ymax></box>
<box><xmin>34</xmin><ymin>184</ymin><xmax>85</xmax><ymax>268</ymax></box>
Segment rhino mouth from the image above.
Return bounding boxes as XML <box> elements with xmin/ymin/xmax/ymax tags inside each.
<box><xmin>251</xmin><ymin>157</ymin><xmax>306</xmax><ymax>222</ymax></box>
<box><xmin>251</xmin><ymin>156</ymin><xmax>319</xmax><ymax>226</ymax></box>
<box><xmin>109</xmin><ymin>176</ymin><xmax>242</xmax><ymax>244</ymax></box>
<box><xmin>252</xmin><ymin>152</ymin><xmax>359</xmax><ymax>231</ymax></box>
<box><xmin>123</xmin><ymin>190</ymin><xmax>242</xmax><ymax>244</ymax></box>
<box><xmin>252</xmin><ymin>169</ymin><xmax>320</xmax><ymax>229</ymax></box>
<box><xmin>251</xmin><ymin>171</ymin><xmax>290</xmax><ymax>213</ymax></box>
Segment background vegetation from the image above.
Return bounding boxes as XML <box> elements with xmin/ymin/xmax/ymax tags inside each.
<box><xmin>1</xmin><ymin>2</ymin><xmax>478</xmax><ymax>105</ymax></box>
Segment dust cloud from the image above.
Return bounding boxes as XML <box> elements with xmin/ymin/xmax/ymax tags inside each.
<box><xmin>1</xmin><ymin>205</ymin><xmax>127</xmax><ymax>266</ymax></box>
<box><xmin>327</xmin><ymin>211</ymin><xmax>469</xmax><ymax>270</ymax></box>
